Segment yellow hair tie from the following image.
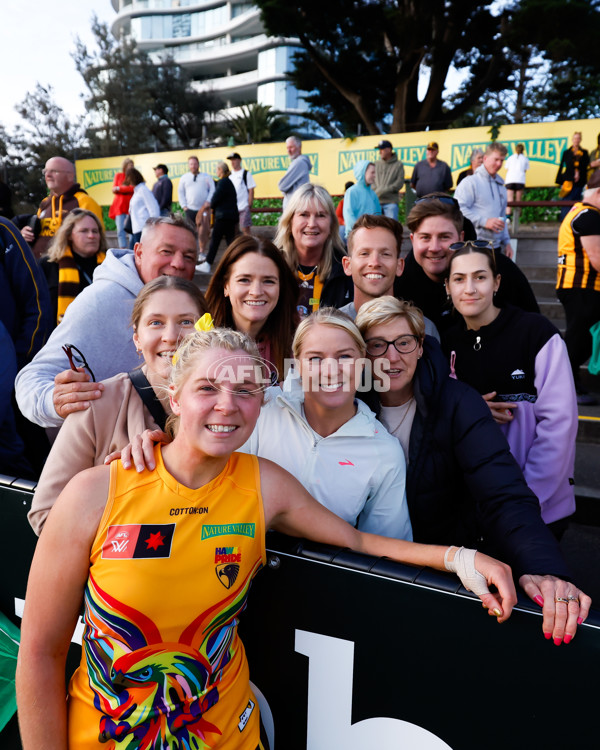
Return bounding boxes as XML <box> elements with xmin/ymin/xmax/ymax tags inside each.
<box><xmin>195</xmin><ymin>313</ymin><xmax>214</xmax><ymax>332</ymax></box>
<box><xmin>172</xmin><ymin>313</ymin><xmax>215</xmax><ymax>365</ymax></box>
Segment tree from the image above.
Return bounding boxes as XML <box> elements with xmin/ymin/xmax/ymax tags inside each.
<box><xmin>73</xmin><ymin>18</ymin><xmax>222</xmax><ymax>155</ymax></box>
<box><xmin>219</xmin><ymin>103</ymin><xmax>292</xmax><ymax>144</ymax></box>
<box><xmin>255</xmin><ymin>0</ymin><xmax>600</xmax><ymax>134</ymax></box>
<box><xmin>6</xmin><ymin>84</ymin><xmax>87</xmax><ymax>211</ymax></box>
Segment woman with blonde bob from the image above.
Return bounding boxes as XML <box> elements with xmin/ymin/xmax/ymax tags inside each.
<box><xmin>275</xmin><ymin>183</ymin><xmax>352</xmax><ymax>317</ymax></box>
<box><xmin>17</xmin><ymin>324</ymin><xmax>517</xmax><ymax>750</ymax></box>
<box><xmin>356</xmin><ymin>295</ymin><xmax>591</xmax><ymax>644</ymax></box>
<box><xmin>40</xmin><ymin>209</ymin><xmax>108</xmax><ymax>327</ymax></box>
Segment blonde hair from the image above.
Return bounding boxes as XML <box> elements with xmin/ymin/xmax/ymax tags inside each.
<box><xmin>216</xmin><ymin>160</ymin><xmax>230</xmax><ymax>177</ymax></box>
<box><xmin>45</xmin><ymin>209</ymin><xmax>107</xmax><ymax>262</ymax></box>
<box><xmin>166</xmin><ymin>328</ymin><xmax>260</xmax><ymax>438</ymax></box>
<box><xmin>275</xmin><ymin>183</ymin><xmax>345</xmax><ymax>283</ymax></box>
<box><xmin>292</xmin><ymin>307</ymin><xmax>366</xmax><ymax>359</ymax></box>
<box><xmin>355</xmin><ymin>296</ymin><xmax>426</xmax><ymax>341</ymax></box>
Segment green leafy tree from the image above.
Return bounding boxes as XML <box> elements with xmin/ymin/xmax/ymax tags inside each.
<box><xmin>219</xmin><ymin>103</ymin><xmax>292</xmax><ymax>144</ymax></box>
<box><xmin>255</xmin><ymin>0</ymin><xmax>600</xmax><ymax>133</ymax></box>
<box><xmin>73</xmin><ymin>18</ymin><xmax>221</xmax><ymax>155</ymax></box>
<box><xmin>6</xmin><ymin>84</ymin><xmax>87</xmax><ymax>211</ymax></box>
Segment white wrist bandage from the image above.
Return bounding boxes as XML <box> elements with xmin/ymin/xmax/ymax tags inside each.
<box><xmin>444</xmin><ymin>546</ymin><xmax>490</xmax><ymax>596</ymax></box>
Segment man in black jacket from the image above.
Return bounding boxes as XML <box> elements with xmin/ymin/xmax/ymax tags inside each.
<box><xmin>152</xmin><ymin>164</ymin><xmax>173</xmax><ymax>216</ymax></box>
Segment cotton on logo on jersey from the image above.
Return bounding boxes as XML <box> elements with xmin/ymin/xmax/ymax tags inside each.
<box><xmin>102</xmin><ymin>524</ymin><xmax>175</xmax><ymax>559</ymax></box>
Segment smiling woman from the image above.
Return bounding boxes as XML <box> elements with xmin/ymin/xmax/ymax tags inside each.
<box><xmin>28</xmin><ymin>276</ymin><xmax>208</xmax><ymax>535</ymax></box>
<box><xmin>17</xmin><ymin>325</ymin><xmax>519</xmax><ymax>750</ymax></box>
<box><xmin>206</xmin><ymin>235</ymin><xmax>299</xmax><ymax>380</ymax></box>
<box><xmin>275</xmin><ymin>183</ymin><xmax>352</xmax><ymax>318</ymax></box>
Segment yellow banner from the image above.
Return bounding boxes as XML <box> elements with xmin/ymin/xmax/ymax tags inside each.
<box><xmin>77</xmin><ymin>118</ymin><xmax>600</xmax><ymax>205</ymax></box>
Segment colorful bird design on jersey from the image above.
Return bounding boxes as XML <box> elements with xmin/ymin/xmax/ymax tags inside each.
<box><xmin>82</xmin><ymin>560</ymin><xmax>262</xmax><ymax>749</ymax></box>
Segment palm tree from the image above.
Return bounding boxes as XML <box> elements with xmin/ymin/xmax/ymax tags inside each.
<box><xmin>221</xmin><ymin>103</ymin><xmax>292</xmax><ymax>144</ymax></box>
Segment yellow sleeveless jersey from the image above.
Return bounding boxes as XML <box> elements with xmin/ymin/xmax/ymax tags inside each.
<box><xmin>557</xmin><ymin>202</ymin><xmax>600</xmax><ymax>291</ymax></box>
<box><xmin>68</xmin><ymin>446</ymin><xmax>267</xmax><ymax>749</ymax></box>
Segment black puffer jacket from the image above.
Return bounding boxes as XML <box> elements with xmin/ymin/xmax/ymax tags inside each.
<box><xmin>363</xmin><ymin>336</ymin><xmax>569</xmax><ymax>580</ymax></box>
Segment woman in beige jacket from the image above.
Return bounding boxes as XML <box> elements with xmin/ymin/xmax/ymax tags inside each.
<box><xmin>29</xmin><ymin>276</ymin><xmax>208</xmax><ymax>534</ymax></box>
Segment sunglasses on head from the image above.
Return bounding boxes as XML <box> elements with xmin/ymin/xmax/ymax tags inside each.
<box><xmin>448</xmin><ymin>240</ymin><xmax>494</xmax><ymax>252</ymax></box>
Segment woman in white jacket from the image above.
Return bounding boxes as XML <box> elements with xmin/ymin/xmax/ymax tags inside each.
<box><xmin>125</xmin><ymin>167</ymin><xmax>161</xmax><ymax>246</ymax></box>
<box><xmin>120</xmin><ymin>308</ymin><xmax>412</xmax><ymax>540</ymax></box>
<box><xmin>239</xmin><ymin>307</ymin><xmax>411</xmax><ymax>539</ymax></box>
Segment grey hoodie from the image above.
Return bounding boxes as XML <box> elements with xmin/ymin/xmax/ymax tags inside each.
<box><xmin>15</xmin><ymin>249</ymin><xmax>144</xmax><ymax>428</ymax></box>
<box><xmin>278</xmin><ymin>154</ymin><xmax>312</xmax><ymax>208</ymax></box>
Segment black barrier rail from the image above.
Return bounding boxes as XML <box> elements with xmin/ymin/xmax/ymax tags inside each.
<box><xmin>2</xmin><ymin>479</ymin><xmax>600</xmax><ymax>749</ymax></box>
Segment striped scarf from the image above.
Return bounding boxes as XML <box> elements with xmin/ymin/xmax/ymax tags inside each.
<box><xmin>57</xmin><ymin>248</ymin><xmax>106</xmax><ymax>324</ymax></box>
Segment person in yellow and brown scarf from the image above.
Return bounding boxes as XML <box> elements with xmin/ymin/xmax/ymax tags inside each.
<box><xmin>39</xmin><ymin>209</ymin><xmax>107</xmax><ymax>329</ymax></box>
<box><xmin>556</xmin><ymin>132</ymin><xmax>590</xmax><ymax>221</ymax></box>
<box><xmin>21</xmin><ymin>156</ymin><xmax>104</xmax><ymax>259</ymax></box>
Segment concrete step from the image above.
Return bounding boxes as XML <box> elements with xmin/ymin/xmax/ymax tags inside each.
<box><xmin>538</xmin><ymin>299</ymin><xmax>565</xmax><ymax>320</ymax></box>
<box><xmin>529</xmin><ymin>279</ymin><xmax>557</xmax><ymax>299</ymax></box>
<box><xmin>519</xmin><ymin>264</ymin><xmax>556</xmax><ymax>281</ymax></box>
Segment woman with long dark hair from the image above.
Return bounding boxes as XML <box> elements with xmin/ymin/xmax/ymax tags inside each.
<box><xmin>205</xmin><ymin>235</ymin><xmax>298</xmax><ymax>380</ymax></box>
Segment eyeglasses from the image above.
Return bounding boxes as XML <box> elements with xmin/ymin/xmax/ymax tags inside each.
<box><xmin>448</xmin><ymin>240</ymin><xmax>494</xmax><ymax>251</ymax></box>
<box><xmin>365</xmin><ymin>335</ymin><xmax>420</xmax><ymax>356</ymax></box>
<box><xmin>414</xmin><ymin>195</ymin><xmax>458</xmax><ymax>208</ymax></box>
<box><xmin>62</xmin><ymin>344</ymin><xmax>96</xmax><ymax>382</ymax></box>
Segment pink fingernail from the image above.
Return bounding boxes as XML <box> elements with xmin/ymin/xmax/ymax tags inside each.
<box><xmin>553</xmin><ymin>637</ymin><xmax>562</xmax><ymax>646</ymax></box>
<box><xmin>544</xmin><ymin>632</ymin><xmax>552</xmax><ymax>640</ymax></box>
<box><xmin>563</xmin><ymin>634</ymin><xmax>573</xmax><ymax>644</ymax></box>
<box><xmin>534</xmin><ymin>595</ymin><xmax>544</xmax><ymax>606</ymax></box>
<box><xmin>577</xmin><ymin>617</ymin><xmax>583</xmax><ymax>625</ymax></box>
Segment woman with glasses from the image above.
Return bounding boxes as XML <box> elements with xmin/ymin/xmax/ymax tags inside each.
<box><xmin>40</xmin><ymin>209</ymin><xmax>108</xmax><ymax>329</ymax></box>
<box><xmin>443</xmin><ymin>241</ymin><xmax>578</xmax><ymax>540</ymax></box>
<box><xmin>28</xmin><ymin>276</ymin><xmax>208</xmax><ymax>535</ymax></box>
<box><xmin>17</xmin><ymin>326</ymin><xmax>517</xmax><ymax>750</ymax></box>
<box><xmin>355</xmin><ymin>294</ymin><xmax>590</xmax><ymax>644</ymax></box>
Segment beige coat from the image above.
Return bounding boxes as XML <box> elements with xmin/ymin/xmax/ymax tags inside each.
<box><xmin>29</xmin><ymin>372</ymin><xmax>162</xmax><ymax>535</ymax></box>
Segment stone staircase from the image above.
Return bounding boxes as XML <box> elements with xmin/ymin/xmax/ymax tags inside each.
<box><xmin>513</xmin><ymin>223</ymin><xmax>600</xmax><ymax>526</ymax></box>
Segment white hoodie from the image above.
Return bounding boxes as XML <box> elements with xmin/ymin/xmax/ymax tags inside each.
<box><xmin>239</xmin><ymin>370</ymin><xmax>412</xmax><ymax>540</ymax></box>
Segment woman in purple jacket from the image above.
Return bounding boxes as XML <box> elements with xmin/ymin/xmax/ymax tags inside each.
<box><xmin>443</xmin><ymin>241</ymin><xmax>578</xmax><ymax>539</ymax></box>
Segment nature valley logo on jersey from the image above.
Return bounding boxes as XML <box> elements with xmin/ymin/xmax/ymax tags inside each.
<box><xmin>201</xmin><ymin>523</ymin><xmax>256</xmax><ymax>540</ymax></box>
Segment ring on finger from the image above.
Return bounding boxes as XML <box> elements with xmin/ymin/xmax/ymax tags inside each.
<box><xmin>555</xmin><ymin>597</ymin><xmax>569</xmax><ymax>604</ymax></box>
<box><xmin>567</xmin><ymin>595</ymin><xmax>580</xmax><ymax>604</ymax></box>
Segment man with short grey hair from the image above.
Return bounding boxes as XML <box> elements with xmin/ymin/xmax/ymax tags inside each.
<box><xmin>15</xmin><ymin>215</ymin><xmax>199</xmax><ymax>428</ymax></box>
<box><xmin>454</xmin><ymin>142</ymin><xmax>514</xmax><ymax>259</ymax></box>
<box><xmin>278</xmin><ymin>136</ymin><xmax>312</xmax><ymax>208</ymax></box>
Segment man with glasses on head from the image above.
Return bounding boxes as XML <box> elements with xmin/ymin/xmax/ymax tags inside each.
<box><xmin>393</xmin><ymin>194</ymin><xmax>538</xmax><ymax>332</ymax></box>
<box><xmin>15</xmin><ymin>215</ymin><xmax>199</xmax><ymax>431</ymax></box>
<box><xmin>20</xmin><ymin>157</ymin><xmax>103</xmax><ymax>259</ymax></box>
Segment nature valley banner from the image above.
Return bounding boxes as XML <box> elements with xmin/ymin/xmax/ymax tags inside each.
<box><xmin>77</xmin><ymin>118</ymin><xmax>600</xmax><ymax>205</ymax></box>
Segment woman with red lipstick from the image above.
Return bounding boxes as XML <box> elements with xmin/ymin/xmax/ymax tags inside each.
<box><xmin>17</xmin><ymin>325</ymin><xmax>518</xmax><ymax>750</ymax></box>
<box><xmin>206</xmin><ymin>235</ymin><xmax>298</xmax><ymax>381</ymax></box>
<box><xmin>28</xmin><ymin>276</ymin><xmax>208</xmax><ymax>535</ymax></box>
<box><xmin>275</xmin><ymin>183</ymin><xmax>352</xmax><ymax>318</ymax></box>
<box><xmin>356</xmin><ymin>294</ymin><xmax>590</xmax><ymax>645</ymax></box>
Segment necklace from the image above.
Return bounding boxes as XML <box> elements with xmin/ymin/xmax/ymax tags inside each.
<box><xmin>383</xmin><ymin>397</ymin><xmax>414</xmax><ymax>435</ymax></box>
<box><xmin>297</xmin><ymin>264</ymin><xmax>318</xmax><ymax>282</ymax></box>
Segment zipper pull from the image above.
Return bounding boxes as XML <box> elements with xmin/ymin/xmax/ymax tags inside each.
<box><xmin>473</xmin><ymin>336</ymin><xmax>481</xmax><ymax>352</ymax></box>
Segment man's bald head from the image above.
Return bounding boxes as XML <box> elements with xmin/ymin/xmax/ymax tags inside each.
<box><xmin>44</xmin><ymin>156</ymin><xmax>75</xmax><ymax>196</ymax></box>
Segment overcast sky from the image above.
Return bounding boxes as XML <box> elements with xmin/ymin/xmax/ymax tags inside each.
<box><xmin>0</xmin><ymin>1</ymin><xmax>116</xmax><ymax>131</ymax></box>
